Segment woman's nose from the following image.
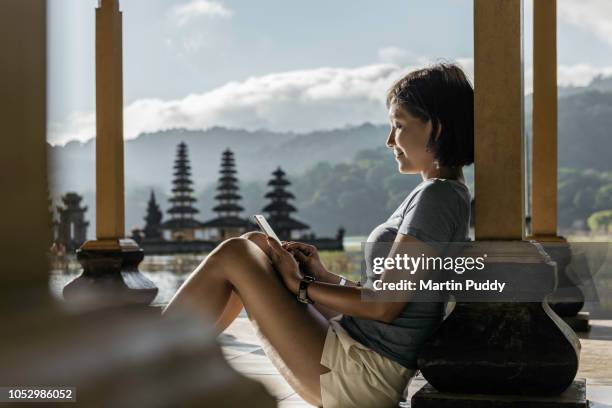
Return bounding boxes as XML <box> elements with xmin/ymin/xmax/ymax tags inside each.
<box><xmin>386</xmin><ymin>129</ymin><xmax>395</xmax><ymax>148</ymax></box>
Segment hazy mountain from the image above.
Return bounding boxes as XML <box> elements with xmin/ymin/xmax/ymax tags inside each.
<box><xmin>49</xmin><ymin>123</ymin><xmax>385</xmax><ymax>191</ymax></box>
<box><xmin>48</xmin><ymin>123</ymin><xmax>387</xmax><ymax>236</ymax></box>
<box><xmin>49</xmin><ymin>83</ymin><xmax>612</xmax><ymax>238</ymax></box>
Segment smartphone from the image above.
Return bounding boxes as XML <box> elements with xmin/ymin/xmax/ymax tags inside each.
<box><xmin>253</xmin><ymin>214</ymin><xmax>282</xmax><ymax>245</ymax></box>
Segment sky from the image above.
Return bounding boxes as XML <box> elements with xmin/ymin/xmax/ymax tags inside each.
<box><xmin>48</xmin><ymin>0</ymin><xmax>612</xmax><ymax>145</ymax></box>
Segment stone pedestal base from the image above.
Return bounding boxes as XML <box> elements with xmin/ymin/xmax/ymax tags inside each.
<box><xmin>412</xmin><ymin>378</ymin><xmax>587</xmax><ymax>408</ymax></box>
<box><xmin>537</xmin><ymin>238</ymin><xmax>587</xmax><ymax>321</ymax></box>
<box><xmin>416</xmin><ymin>242</ymin><xmax>582</xmax><ymax>396</ymax></box>
<box><xmin>63</xmin><ymin>238</ymin><xmax>158</xmax><ymax>307</ymax></box>
<box><xmin>564</xmin><ymin>312</ymin><xmax>591</xmax><ymax>333</ymax></box>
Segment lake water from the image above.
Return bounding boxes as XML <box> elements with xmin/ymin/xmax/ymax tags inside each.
<box><xmin>49</xmin><ymin>238</ymin><xmax>367</xmax><ymax>306</ymax></box>
<box><xmin>50</xmin><ymin>254</ymin><xmax>209</xmax><ymax>306</ymax></box>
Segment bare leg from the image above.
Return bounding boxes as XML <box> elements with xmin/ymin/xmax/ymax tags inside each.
<box><xmin>214</xmin><ymin>231</ymin><xmax>277</xmax><ymax>332</ymax></box>
<box><xmin>163</xmin><ymin>234</ymin><xmax>329</xmax><ymax>405</ymax></box>
<box><xmin>215</xmin><ymin>290</ymin><xmax>244</xmax><ymax>333</ymax></box>
<box><xmin>168</xmin><ymin>231</ymin><xmax>337</xmax><ymax>334</ymax></box>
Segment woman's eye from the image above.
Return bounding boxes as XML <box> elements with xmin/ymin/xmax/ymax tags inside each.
<box><xmin>394</xmin><ymin>124</ymin><xmax>402</xmax><ymax>130</ymax></box>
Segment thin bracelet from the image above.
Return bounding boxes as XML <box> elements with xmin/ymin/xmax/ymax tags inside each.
<box><xmin>338</xmin><ymin>277</ymin><xmax>347</xmax><ymax>286</ymax></box>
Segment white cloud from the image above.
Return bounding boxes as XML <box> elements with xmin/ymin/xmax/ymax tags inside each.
<box><xmin>172</xmin><ymin>0</ymin><xmax>233</xmax><ymax>26</ymax></box>
<box><xmin>558</xmin><ymin>0</ymin><xmax>612</xmax><ymax>48</ymax></box>
<box><xmin>558</xmin><ymin>64</ymin><xmax>612</xmax><ymax>87</ymax></box>
<box><xmin>455</xmin><ymin>57</ymin><xmax>474</xmax><ymax>84</ymax></box>
<box><xmin>450</xmin><ymin>57</ymin><xmax>612</xmax><ymax>93</ymax></box>
<box><xmin>48</xmin><ymin>58</ymin><xmax>612</xmax><ymax>146</ymax></box>
<box><xmin>49</xmin><ymin>64</ymin><xmax>414</xmax><ymax>145</ymax></box>
<box><xmin>522</xmin><ymin>63</ymin><xmax>612</xmax><ymax>93</ymax></box>
<box><xmin>377</xmin><ymin>47</ymin><xmax>474</xmax><ymax>84</ymax></box>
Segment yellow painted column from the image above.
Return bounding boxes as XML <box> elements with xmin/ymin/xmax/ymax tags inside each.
<box><xmin>65</xmin><ymin>0</ymin><xmax>156</xmax><ymax>305</ymax></box>
<box><xmin>94</xmin><ymin>0</ymin><xmax>125</xmax><ymax>244</ymax></box>
<box><xmin>532</xmin><ymin>0</ymin><xmax>558</xmax><ymax>238</ymax></box>
<box><xmin>0</xmin><ymin>0</ymin><xmax>51</xmax><ymax>298</ymax></box>
<box><xmin>474</xmin><ymin>0</ymin><xmax>525</xmax><ymax>240</ymax></box>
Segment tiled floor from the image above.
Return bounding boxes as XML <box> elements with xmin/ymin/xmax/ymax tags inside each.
<box><xmin>220</xmin><ymin>315</ymin><xmax>612</xmax><ymax>407</ymax></box>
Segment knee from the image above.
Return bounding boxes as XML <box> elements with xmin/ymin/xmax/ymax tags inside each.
<box><xmin>240</xmin><ymin>231</ymin><xmax>272</xmax><ymax>257</ymax></box>
<box><xmin>205</xmin><ymin>236</ymin><xmax>275</xmax><ymax>281</ymax></box>
<box><xmin>209</xmin><ymin>235</ymin><xmax>271</xmax><ymax>264</ymax></box>
<box><xmin>241</xmin><ymin>230</ymin><xmax>267</xmax><ymax>244</ymax></box>
<box><xmin>207</xmin><ymin>237</ymin><xmax>249</xmax><ymax>262</ymax></box>
<box><xmin>218</xmin><ymin>236</ymin><xmax>250</xmax><ymax>252</ymax></box>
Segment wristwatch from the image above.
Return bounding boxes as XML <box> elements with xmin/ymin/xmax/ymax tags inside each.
<box><xmin>297</xmin><ymin>275</ymin><xmax>316</xmax><ymax>304</ymax></box>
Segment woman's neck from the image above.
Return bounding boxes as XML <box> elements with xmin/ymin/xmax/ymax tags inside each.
<box><xmin>421</xmin><ymin>165</ymin><xmax>464</xmax><ymax>183</ymax></box>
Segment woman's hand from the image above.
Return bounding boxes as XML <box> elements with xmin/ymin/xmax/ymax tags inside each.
<box><xmin>282</xmin><ymin>241</ymin><xmax>329</xmax><ymax>281</ymax></box>
<box><xmin>266</xmin><ymin>237</ymin><xmax>302</xmax><ymax>294</ymax></box>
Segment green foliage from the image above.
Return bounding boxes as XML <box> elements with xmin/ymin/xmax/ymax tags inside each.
<box><xmin>290</xmin><ymin>154</ymin><xmax>605</xmax><ymax>235</ymax></box>
<box><xmin>558</xmin><ymin>168</ymin><xmax>612</xmax><ymax>229</ymax></box>
<box><xmin>285</xmin><ymin>145</ymin><xmax>479</xmax><ymax>236</ymax></box>
<box><xmin>318</xmin><ymin>250</ymin><xmax>363</xmax><ymax>281</ymax></box>
<box><xmin>595</xmin><ymin>184</ymin><xmax>612</xmax><ymax>210</ymax></box>
<box><xmin>587</xmin><ymin>210</ymin><xmax>612</xmax><ymax>233</ymax></box>
<box><xmin>557</xmin><ymin>91</ymin><xmax>612</xmax><ymax>171</ymax></box>
<box><xmin>291</xmin><ymin>147</ymin><xmax>425</xmax><ymax>235</ymax></box>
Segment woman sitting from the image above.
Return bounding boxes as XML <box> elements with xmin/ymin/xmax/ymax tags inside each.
<box><xmin>163</xmin><ymin>63</ymin><xmax>474</xmax><ymax>408</ymax></box>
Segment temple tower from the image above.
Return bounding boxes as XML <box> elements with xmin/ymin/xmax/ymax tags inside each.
<box><xmin>201</xmin><ymin>149</ymin><xmax>252</xmax><ymax>240</ymax></box>
<box><xmin>262</xmin><ymin>167</ymin><xmax>309</xmax><ymax>240</ymax></box>
<box><xmin>163</xmin><ymin>142</ymin><xmax>202</xmax><ymax>241</ymax></box>
<box><xmin>143</xmin><ymin>190</ymin><xmax>163</xmax><ymax>239</ymax></box>
<box><xmin>213</xmin><ymin>149</ymin><xmax>243</xmax><ymax>219</ymax></box>
<box><xmin>56</xmin><ymin>192</ymin><xmax>89</xmax><ymax>251</ymax></box>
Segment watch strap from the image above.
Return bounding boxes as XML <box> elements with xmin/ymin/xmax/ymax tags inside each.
<box><xmin>297</xmin><ymin>275</ymin><xmax>315</xmax><ymax>304</ymax></box>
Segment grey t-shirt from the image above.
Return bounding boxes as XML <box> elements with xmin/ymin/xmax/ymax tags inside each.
<box><xmin>340</xmin><ymin>178</ymin><xmax>471</xmax><ymax>369</ymax></box>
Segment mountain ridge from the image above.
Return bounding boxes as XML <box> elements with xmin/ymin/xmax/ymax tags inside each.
<box><xmin>48</xmin><ymin>85</ymin><xmax>612</xmax><ymax>238</ymax></box>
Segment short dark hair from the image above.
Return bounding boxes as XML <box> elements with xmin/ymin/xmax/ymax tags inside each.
<box><xmin>386</xmin><ymin>63</ymin><xmax>474</xmax><ymax>167</ymax></box>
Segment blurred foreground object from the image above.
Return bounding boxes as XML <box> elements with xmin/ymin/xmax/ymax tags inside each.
<box><xmin>0</xmin><ymin>1</ymin><xmax>275</xmax><ymax>406</ymax></box>
<box><xmin>0</xmin><ymin>307</ymin><xmax>276</xmax><ymax>408</ymax></box>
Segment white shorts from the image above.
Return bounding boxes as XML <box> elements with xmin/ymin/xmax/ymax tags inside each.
<box><xmin>319</xmin><ymin>316</ymin><xmax>416</xmax><ymax>408</ymax></box>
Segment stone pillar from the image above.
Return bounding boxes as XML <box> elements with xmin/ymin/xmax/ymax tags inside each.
<box><xmin>63</xmin><ymin>0</ymin><xmax>158</xmax><ymax>306</ymax></box>
<box><xmin>530</xmin><ymin>0</ymin><xmax>589</xmax><ymax>331</ymax></box>
<box><xmin>411</xmin><ymin>1</ymin><xmax>585</xmax><ymax>406</ymax></box>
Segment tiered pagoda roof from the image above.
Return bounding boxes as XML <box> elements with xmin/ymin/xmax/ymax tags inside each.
<box><xmin>201</xmin><ymin>149</ymin><xmax>252</xmax><ymax>229</ymax></box>
<box><xmin>263</xmin><ymin>167</ymin><xmax>309</xmax><ymax>232</ymax></box>
<box><xmin>58</xmin><ymin>192</ymin><xmax>88</xmax><ymax>214</ymax></box>
<box><xmin>162</xmin><ymin>142</ymin><xmax>203</xmax><ymax>230</ymax></box>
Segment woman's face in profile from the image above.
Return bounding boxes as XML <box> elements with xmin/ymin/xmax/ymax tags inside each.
<box><xmin>386</xmin><ymin>103</ymin><xmax>435</xmax><ymax>174</ymax></box>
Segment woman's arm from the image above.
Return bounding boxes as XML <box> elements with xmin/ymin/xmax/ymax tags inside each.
<box><xmin>282</xmin><ymin>241</ymin><xmax>360</xmax><ymax>286</ymax></box>
<box><xmin>270</xmin><ymin>234</ymin><xmax>438</xmax><ymax>323</ymax></box>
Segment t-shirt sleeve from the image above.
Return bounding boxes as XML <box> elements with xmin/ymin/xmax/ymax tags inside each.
<box><xmin>398</xmin><ymin>181</ymin><xmax>458</xmax><ymax>243</ymax></box>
